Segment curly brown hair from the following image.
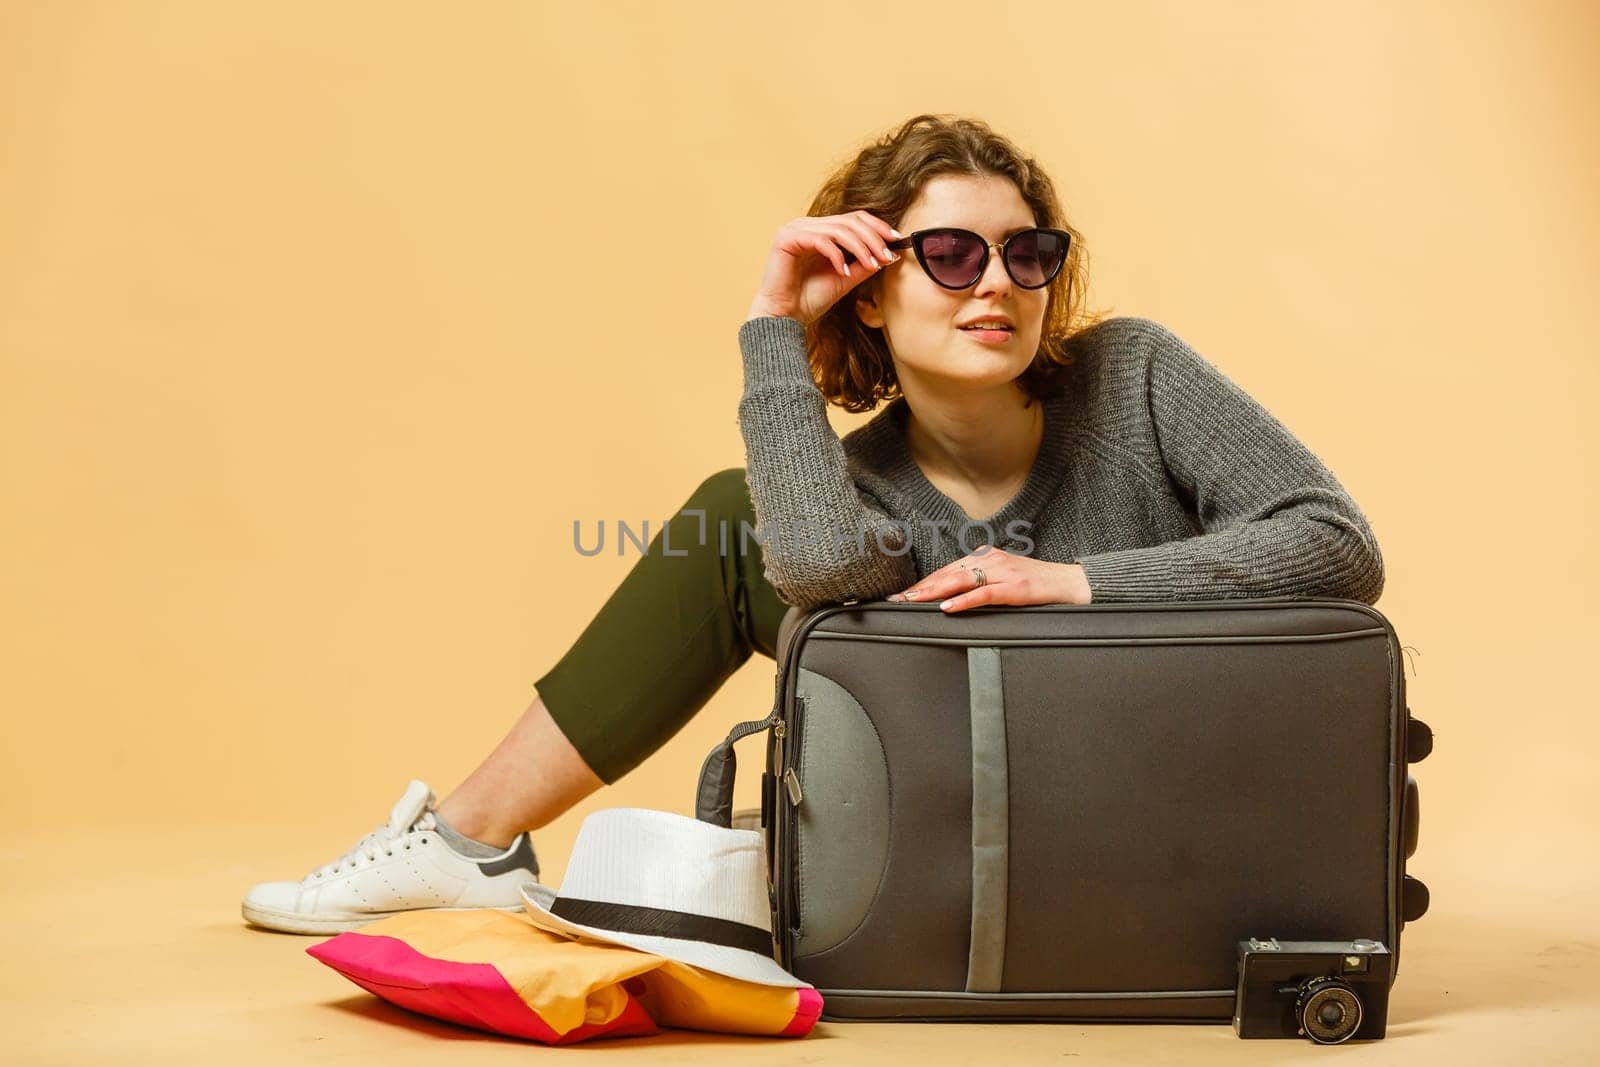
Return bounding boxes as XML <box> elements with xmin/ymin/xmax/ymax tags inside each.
<box><xmin>804</xmin><ymin>114</ymin><xmax>1109</xmax><ymax>413</ymax></box>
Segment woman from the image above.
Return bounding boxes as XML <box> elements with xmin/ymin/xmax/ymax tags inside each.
<box><xmin>242</xmin><ymin>114</ymin><xmax>1384</xmax><ymax>933</ymax></box>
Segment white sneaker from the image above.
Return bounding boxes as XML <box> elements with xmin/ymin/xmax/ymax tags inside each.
<box><xmin>242</xmin><ymin>780</ymin><xmax>540</xmax><ymax>934</ymax></box>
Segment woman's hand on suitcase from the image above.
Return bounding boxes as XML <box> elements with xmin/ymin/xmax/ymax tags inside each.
<box><xmin>886</xmin><ymin>548</ymin><xmax>1093</xmax><ymax>611</ymax></box>
<box><xmin>745</xmin><ymin>211</ymin><xmax>903</xmax><ymax>328</ymax></box>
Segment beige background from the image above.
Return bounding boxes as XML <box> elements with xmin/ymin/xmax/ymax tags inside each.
<box><xmin>3</xmin><ymin>1</ymin><xmax>1596</xmax><ymax>1062</ymax></box>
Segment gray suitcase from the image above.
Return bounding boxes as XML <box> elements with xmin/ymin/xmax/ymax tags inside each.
<box><xmin>697</xmin><ymin>595</ymin><xmax>1432</xmax><ymax>1025</ymax></box>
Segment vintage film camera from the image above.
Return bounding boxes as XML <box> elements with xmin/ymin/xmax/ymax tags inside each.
<box><xmin>1233</xmin><ymin>937</ymin><xmax>1393</xmax><ymax>1043</ymax></box>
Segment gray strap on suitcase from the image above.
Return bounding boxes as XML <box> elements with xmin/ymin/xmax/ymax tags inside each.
<box><xmin>694</xmin><ymin>709</ymin><xmax>779</xmax><ymax>827</ymax></box>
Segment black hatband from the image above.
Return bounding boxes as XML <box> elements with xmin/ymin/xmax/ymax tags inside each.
<box><xmin>549</xmin><ymin>896</ymin><xmax>772</xmax><ymax>957</ymax></box>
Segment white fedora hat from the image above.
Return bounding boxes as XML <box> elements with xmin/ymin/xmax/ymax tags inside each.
<box><xmin>519</xmin><ymin>807</ymin><xmax>810</xmax><ymax>989</ymax></box>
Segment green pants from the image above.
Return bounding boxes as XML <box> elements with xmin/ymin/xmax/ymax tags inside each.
<box><xmin>533</xmin><ymin>467</ymin><xmax>793</xmax><ymax>784</ymax></box>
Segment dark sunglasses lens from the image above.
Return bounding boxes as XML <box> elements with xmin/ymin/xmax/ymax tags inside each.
<box><xmin>921</xmin><ymin>230</ymin><xmax>988</xmax><ymax>288</ymax></box>
<box><xmin>1005</xmin><ymin>230</ymin><xmax>1068</xmax><ymax>288</ymax></box>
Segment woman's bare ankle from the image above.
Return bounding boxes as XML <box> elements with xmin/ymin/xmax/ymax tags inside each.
<box><xmin>434</xmin><ymin>794</ymin><xmax>519</xmax><ymax>850</ymax></box>
<box><xmin>431</xmin><ymin>692</ymin><xmax>606</xmax><ymax>850</ymax></box>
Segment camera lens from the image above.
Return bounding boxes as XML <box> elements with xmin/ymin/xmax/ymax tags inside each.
<box><xmin>1294</xmin><ymin>975</ymin><xmax>1364</xmax><ymax>1044</ymax></box>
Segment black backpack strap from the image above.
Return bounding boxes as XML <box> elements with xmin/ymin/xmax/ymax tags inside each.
<box><xmin>695</xmin><ymin>708</ymin><xmax>781</xmax><ymax>826</ymax></box>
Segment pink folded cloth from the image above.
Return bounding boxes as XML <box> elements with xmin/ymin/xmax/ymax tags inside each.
<box><xmin>308</xmin><ymin>908</ymin><xmax>823</xmax><ymax>1044</ymax></box>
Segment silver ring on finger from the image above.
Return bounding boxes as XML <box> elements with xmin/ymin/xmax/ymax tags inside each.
<box><xmin>971</xmin><ymin>567</ymin><xmax>987</xmax><ymax>587</ymax></box>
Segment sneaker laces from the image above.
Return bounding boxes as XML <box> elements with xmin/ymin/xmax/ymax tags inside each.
<box><xmin>306</xmin><ymin>779</ymin><xmax>438</xmax><ymax>881</ymax></box>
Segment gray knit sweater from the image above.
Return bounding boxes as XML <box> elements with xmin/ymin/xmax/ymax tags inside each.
<box><xmin>736</xmin><ymin>314</ymin><xmax>1384</xmax><ymax>611</ymax></box>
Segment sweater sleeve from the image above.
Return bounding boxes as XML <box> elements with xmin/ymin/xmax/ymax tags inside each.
<box><xmin>1074</xmin><ymin>320</ymin><xmax>1386</xmax><ymax>605</ymax></box>
<box><xmin>736</xmin><ymin>315</ymin><xmax>919</xmax><ymax>611</ymax></box>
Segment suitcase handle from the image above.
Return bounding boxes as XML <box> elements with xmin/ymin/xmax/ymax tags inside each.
<box><xmin>694</xmin><ymin>709</ymin><xmax>780</xmax><ymax>826</ymax></box>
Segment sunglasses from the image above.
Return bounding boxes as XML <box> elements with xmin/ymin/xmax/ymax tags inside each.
<box><xmin>850</xmin><ymin>226</ymin><xmax>1072</xmax><ymax>291</ymax></box>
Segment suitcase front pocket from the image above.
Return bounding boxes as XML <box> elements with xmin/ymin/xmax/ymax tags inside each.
<box><xmin>788</xmin><ymin>641</ymin><xmax>978</xmax><ymax>990</ymax></box>
<box><xmin>790</xmin><ymin>669</ymin><xmax>891</xmax><ymax>959</ymax></box>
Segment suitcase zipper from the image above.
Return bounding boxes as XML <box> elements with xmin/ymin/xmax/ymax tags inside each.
<box><xmin>770</xmin><ymin>602</ymin><xmax>889</xmax><ymax>963</ymax></box>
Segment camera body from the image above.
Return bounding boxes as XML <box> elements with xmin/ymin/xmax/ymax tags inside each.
<box><xmin>1233</xmin><ymin>938</ymin><xmax>1392</xmax><ymax>1043</ymax></box>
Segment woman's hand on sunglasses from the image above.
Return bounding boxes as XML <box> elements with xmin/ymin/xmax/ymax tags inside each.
<box><xmin>746</xmin><ymin>211</ymin><xmax>902</xmax><ymax>328</ymax></box>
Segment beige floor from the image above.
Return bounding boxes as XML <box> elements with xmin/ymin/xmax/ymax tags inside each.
<box><xmin>6</xmin><ymin>827</ymin><xmax>1596</xmax><ymax>1066</ymax></box>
